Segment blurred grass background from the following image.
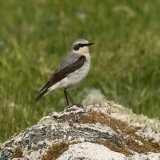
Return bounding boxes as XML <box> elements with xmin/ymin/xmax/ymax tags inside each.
<box><xmin>0</xmin><ymin>0</ymin><xmax>160</xmax><ymax>142</ymax></box>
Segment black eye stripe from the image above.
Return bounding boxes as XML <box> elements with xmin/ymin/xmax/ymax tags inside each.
<box><xmin>73</xmin><ymin>43</ymin><xmax>87</xmax><ymax>50</ymax></box>
<box><xmin>80</xmin><ymin>44</ymin><xmax>85</xmax><ymax>47</ymax></box>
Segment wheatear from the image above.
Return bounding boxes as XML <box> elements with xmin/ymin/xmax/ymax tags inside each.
<box><xmin>35</xmin><ymin>39</ymin><xmax>94</xmax><ymax>106</ymax></box>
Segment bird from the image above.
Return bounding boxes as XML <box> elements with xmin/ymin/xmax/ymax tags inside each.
<box><xmin>35</xmin><ymin>39</ymin><xmax>94</xmax><ymax>106</ymax></box>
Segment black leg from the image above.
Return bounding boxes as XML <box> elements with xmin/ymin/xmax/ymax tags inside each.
<box><xmin>66</xmin><ymin>91</ymin><xmax>74</xmax><ymax>104</ymax></box>
<box><xmin>64</xmin><ymin>89</ymin><xmax>69</xmax><ymax>106</ymax></box>
<box><xmin>64</xmin><ymin>89</ymin><xmax>83</xmax><ymax>110</ymax></box>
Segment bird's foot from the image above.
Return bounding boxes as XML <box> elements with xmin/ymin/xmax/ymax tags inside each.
<box><xmin>68</xmin><ymin>103</ymin><xmax>84</xmax><ymax>108</ymax></box>
<box><xmin>65</xmin><ymin>103</ymin><xmax>84</xmax><ymax>112</ymax></box>
<box><xmin>74</xmin><ymin>104</ymin><xmax>84</xmax><ymax>108</ymax></box>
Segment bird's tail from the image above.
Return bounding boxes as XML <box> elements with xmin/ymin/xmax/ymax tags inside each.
<box><xmin>35</xmin><ymin>89</ymin><xmax>49</xmax><ymax>102</ymax></box>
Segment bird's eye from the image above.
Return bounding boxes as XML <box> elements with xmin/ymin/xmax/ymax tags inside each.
<box><xmin>73</xmin><ymin>44</ymin><xmax>81</xmax><ymax>50</ymax></box>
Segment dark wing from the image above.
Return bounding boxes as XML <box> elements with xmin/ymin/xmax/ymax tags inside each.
<box><xmin>35</xmin><ymin>55</ymin><xmax>86</xmax><ymax>101</ymax></box>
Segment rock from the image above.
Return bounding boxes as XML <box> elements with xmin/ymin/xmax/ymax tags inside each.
<box><xmin>0</xmin><ymin>90</ymin><xmax>160</xmax><ymax>160</ymax></box>
<box><xmin>57</xmin><ymin>142</ymin><xmax>126</xmax><ymax>160</ymax></box>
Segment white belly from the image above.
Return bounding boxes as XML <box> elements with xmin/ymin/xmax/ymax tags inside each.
<box><xmin>65</xmin><ymin>59</ymin><xmax>90</xmax><ymax>88</ymax></box>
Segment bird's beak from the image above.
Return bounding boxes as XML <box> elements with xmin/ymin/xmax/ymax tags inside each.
<box><xmin>86</xmin><ymin>42</ymin><xmax>94</xmax><ymax>46</ymax></box>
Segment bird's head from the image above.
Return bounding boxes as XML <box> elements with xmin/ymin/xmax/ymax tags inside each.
<box><xmin>71</xmin><ymin>39</ymin><xmax>94</xmax><ymax>55</ymax></box>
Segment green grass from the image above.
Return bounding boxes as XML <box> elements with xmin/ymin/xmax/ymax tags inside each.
<box><xmin>0</xmin><ymin>0</ymin><xmax>160</xmax><ymax>142</ymax></box>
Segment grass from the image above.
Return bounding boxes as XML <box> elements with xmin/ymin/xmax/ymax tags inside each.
<box><xmin>0</xmin><ymin>0</ymin><xmax>160</xmax><ymax>142</ymax></box>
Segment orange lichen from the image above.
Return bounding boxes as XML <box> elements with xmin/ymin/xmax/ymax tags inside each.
<box><xmin>42</xmin><ymin>141</ymin><xmax>69</xmax><ymax>160</ymax></box>
<box><xmin>13</xmin><ymin>147</ymin><xmax>23</xmax><ymax>158</ymax></box>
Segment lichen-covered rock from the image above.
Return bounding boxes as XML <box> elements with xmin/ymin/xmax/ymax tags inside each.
<box><xmin>0</xmin><ymin>90</ymin><xmax>160</xmax><ymax>160</ymax></box>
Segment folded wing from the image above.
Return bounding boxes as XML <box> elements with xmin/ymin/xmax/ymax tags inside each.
<box><xmin>35</xmin><ymin>55</ymin><xmax>86</xmax><ymax>101</ymax></box>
